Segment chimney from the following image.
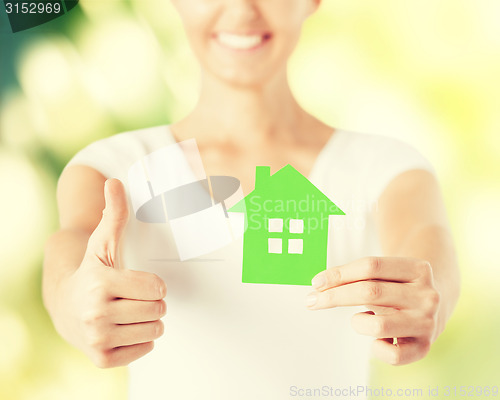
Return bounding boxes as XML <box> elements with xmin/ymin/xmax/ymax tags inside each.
<box><xmin>255</xmin><ymin>166</ymin><xmax>271</xmax><ymax>190</ymax></box>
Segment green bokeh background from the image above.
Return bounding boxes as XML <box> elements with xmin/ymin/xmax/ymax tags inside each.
<box><xmin>1</xmin><ymin>1</ymin><xmax>499</xmax><ymax>399</ymax></box>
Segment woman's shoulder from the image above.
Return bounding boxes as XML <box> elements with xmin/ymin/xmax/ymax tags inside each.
<box><xmin>333</xmin><ymin>129</ymin><xmax>420</xmax><ymax>153</ymax></box>
<box><xmin>82</xmin><ymin>124</ymin><xmax>172</xmax><ymax>150</ymax></box>
<box><xmin>63</xmin><ymin>124</ymin><xmax>173</xmax><ymax>178</ymax></box>
<box><xmin>330</xmin><ymin>129</ymin><xmax>432</xmax><ymax>166</ymax></box>
<box><xmin>320</xmin><ymin>128</ymin><xmax>436</xmax><ymax>200</ymax></box>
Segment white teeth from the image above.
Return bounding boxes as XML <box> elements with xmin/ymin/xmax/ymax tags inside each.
<box><xmin>216</xmin><ymin>33</ymin><xmax>264</xmax><ymax>50</ymax></box>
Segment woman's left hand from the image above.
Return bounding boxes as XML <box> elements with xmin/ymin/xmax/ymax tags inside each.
<box><xmin>306</xmin><ymin>256</ymin><xmax>441</xmax><ymax>366</ymax></box>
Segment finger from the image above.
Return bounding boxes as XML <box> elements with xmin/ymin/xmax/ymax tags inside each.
<box><xmin>85</xmin><ymin>179</ymin><xmax>129</xmax><ymax>267</ymax></box>
<box><xmin>312</xmin><ymin>257</ymin><xmax>431</xmax><ymax>291</ymax></box>
<box><xmin>351</xmin><ymin>311</ymin><xmax>433</xmax><ymax>338</ymax></box>
<box><xmin>306</xmin><ymin>281</ymin><xmax>419</xmax><ymax>310</ymax></box>
<box><xmin>364</xmin><ymin>305</ymin><xmax>396</xmax><ymax>315</ymax></box>
<box><xmin>371</xmin><ymin>337</ymin><xmax>431</xmax><ymax>366</ymax></box>
<box><xmin>110</xmin><ymin>299</ymin><xmax>166</xmax><ymax>324</ymax></box>
<box><xmin>108</xmin><ymin>270</ymin><xmax>167</xmax><ymax>301</ymax></box>
<box><xmin>96</xmin><ymin>342</ymin><xmax>154</xmax><ymax>368</ymax></box>
<box><xmin>109</xmin><ymin>320</ymin><xmax>164</xmax><ymax>348</ymax></box>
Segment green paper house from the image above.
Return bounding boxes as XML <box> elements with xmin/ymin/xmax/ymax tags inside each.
<box><xmin>229</xmin><ymin>164</ymin><xmax>345</xmax><ymax>285</ymax></box>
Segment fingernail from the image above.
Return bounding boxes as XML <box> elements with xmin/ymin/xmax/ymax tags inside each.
<box><xmin>311</xmin><ymin>275</ymin><xmax>325</xmax><ymax>289</ymax></box>
<box><xmin>306</xmin><ymin>293</ymin><xmax>318</xmax><ymax>307</ymax></box>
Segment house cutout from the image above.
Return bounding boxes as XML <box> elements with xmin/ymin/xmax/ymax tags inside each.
<box><xmin>228</xmin><ymin>165</ymin><xmax>345</xmax><ymax>285</ymax></box>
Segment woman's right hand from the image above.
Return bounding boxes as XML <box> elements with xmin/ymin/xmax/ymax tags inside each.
<box><xmin>51</xmin><ymin>179</ymin><xmax>167</xmax><ymax>368</ymax></box>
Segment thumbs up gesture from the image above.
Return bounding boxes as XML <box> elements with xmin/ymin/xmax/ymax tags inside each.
<box><xmin>48</xmin><ymin>179</ymin><xmax>167</xmax><ymax>368</ymax></box>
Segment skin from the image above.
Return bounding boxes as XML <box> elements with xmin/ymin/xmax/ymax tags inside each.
<box><xmin>307</xmin><ymin>170</ymin><xmax>460</xmax><ymax>365</ymax></box>
<box><xmin>43</xmin><ymin>0</ymin><xmax>460</xmax><ymax>368</ymax></box>
<box><xmin>44</xmin><ymin>176</ymin><xmax>167</xmax><ymax>368</ymax></box>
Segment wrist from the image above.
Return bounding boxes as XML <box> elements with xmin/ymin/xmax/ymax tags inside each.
<box><xmin>42</xmin><ymin>267</ymin><xmax>74</xmax><ymax>330</ymax></box>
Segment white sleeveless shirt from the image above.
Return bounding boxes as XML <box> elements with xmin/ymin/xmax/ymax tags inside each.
<box><xmin>65</xmin><ymin>125</ymin><xmax>434</xmax><ymax>400</ymax></box>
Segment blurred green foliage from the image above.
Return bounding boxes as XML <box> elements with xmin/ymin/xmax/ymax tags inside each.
<box><xmin>1</xmin><ymin>1</ymin><xmax>499</xmax><ymax>399</ymax></box>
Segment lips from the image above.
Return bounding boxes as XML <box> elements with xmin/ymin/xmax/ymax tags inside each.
<box><xmin>214</xmin><ymin>32</ymin><xmax>272</xmax><ymax>51</ymax></box>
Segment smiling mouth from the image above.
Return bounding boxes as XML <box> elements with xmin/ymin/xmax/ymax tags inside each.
<box><xmin>214</xmin><ymin>32</ymin><xmax>272</xmax><ymax>51</ymax></box>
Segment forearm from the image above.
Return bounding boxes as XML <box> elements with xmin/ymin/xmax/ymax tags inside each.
<box><xmin>389</xmin><ymin>223</ymin><xmax>460</xmax><ymax>337</ymax></box>
<box><xmin>42</xmin><ymin>228</ymin><xmax>91</xmax><ymax>317</ymax></box>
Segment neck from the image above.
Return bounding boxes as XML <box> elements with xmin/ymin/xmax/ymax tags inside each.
<box><xmin>176</xmin><ymin>70</ymin><xmax>309</xmax><ymax>146</ymax></box>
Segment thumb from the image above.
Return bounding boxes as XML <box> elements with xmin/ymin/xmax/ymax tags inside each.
<box><xmin>85</xmin><ymin>178</ymin><xmax>129</xmax><ymax>268</ymax></box>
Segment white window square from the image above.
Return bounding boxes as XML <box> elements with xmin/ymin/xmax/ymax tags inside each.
<box><xmin>268</xmin><ymin>238</ymin><xmax>282</xmax><ymax>254</ymax></box>
<box><xmin>288</xmin><ymin>239</ymin><xmax>303</xmax><ymax>254</ymax></box>
<box><xmin>268</xmin><ymin>218</ymin><xmax>283</xmax><ymax>233</ymax></box>
<box><xmin>289</xmin><ymin>219</ymin><xmax>304</xmax><ymax>234</ymax></box>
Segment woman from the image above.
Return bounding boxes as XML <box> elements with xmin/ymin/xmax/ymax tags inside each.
<box><xmin>43</xmin><ymin>1</ymin><xmax>460</xmax><ymax>399</ymax></box>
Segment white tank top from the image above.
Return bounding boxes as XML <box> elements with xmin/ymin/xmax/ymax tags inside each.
<box><xmin>65</xmin><ymin>125</ymin><xmax>434</xmax><ymax>400</ymax></box>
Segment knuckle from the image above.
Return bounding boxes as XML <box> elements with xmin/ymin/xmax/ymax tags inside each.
<box><xmin>423</xmin><ymin>316</ymin><xmax>436</xmax><ymax>333</ymax></box>
<box><xmin>417</xmin><ymin>260</ymin><xmax>432</xmax><ymax>277</ymax></box>
<box><xmin>364</xmin><ymin>282</ymin><xmax>382</xmax><ymax>302</ymax></box>
<box><xmin>86</xmin><ymin>328</ymin><xmax>108</xmax><ymax>350</ymax></box>
<box><xmin>152</xmin><ymin>276</ymin><xmax>167</xmax><ymax>298</ymax></box>
<box><xmin>373</xmin><ymin>318</ymin><xmax>387</xmax><ymax>337</ymax></box>
<box><xmin>324</xmin><ymin>289</ymin><xmax>335</xmax><ymax>306</ymax></box>
<box><xmin>92</xmin><ymin>243</ymin><xmax>112</xmax><ymax>266</ymax></box>
<box><xmin>92</xmin><ymin>351</ymin><xmax>113</xmax><ymax>369</ymax></box>
<box><xmin>420</xmin><ymin>339</ymin><xmax>432</xmax><ymax>357</ymax></box>
<box><xmin>389</xmin><ymin>348</ymin><xmax>403</xmax><ymax>366</ymax></box>
<box><xmin>328</xmin><ymin>268</ymin><xmax>342</xmax><ymax>285</ymax></box>
<box><xmin>423</xmin><ymin>289</ymin><xmax>441</xmax><ymax>314</ymax></box>
<box><xmin>82</xmin><ymin>308</ymin><xmax>106</xmax><ymax>326</ymax></box>
<box><xmin>430</xmin><ymin>290</ymin><xmax>441</xmax><ymax>307</ymax></box>
<box><xmin>88</xmin><ymin>278</ymin><xmax>110</xmax><ymax>299</ymax></box>
<box><xmin>366</xmin><ymin>257</ymin><xmax>382</xmax><ymax>276</ymax></box>
<box><xmin>157</xmin><ymin>300</ymin><xmax>166</xmax><ymax>317</ymax></box>
<box><xmin>154</xmin><ymin>320</ymin><xmax>165</xmax><ymax>337</ymax></box>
